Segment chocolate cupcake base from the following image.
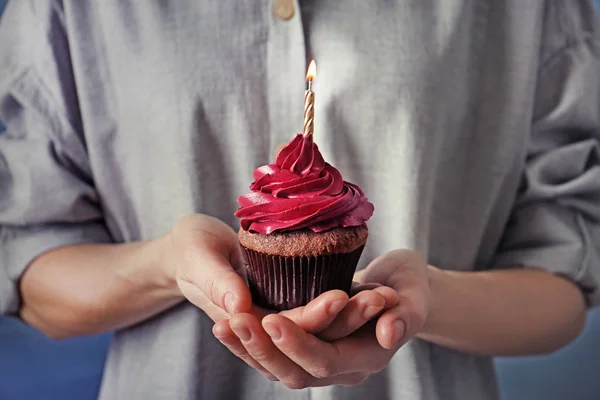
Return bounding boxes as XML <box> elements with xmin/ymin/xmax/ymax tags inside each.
<box><xmin>241</xmin><ymin>245</ymin><xmax>364</xmax><ymax>311</ymax></box>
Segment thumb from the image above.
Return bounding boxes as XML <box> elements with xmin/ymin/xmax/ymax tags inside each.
<box><xmin>179</xmin><ymin>247</ymin><xmax>253</xmax><ymax>315</ymax></box>
<box><xmin>363</xmin><ymin>250</ymin><xmax>429</xmax><ymax>349</ymax></box>
<box><xmin>172</xmin><ymin>215</ymin><xmax>253</xmax><ymax>316</ymax></box>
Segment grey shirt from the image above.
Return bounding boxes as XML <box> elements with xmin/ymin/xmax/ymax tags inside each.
<box><xmin>2</xmin><ymin>1</ymin><xmax>600</xmax><ymax>399</ymax></box>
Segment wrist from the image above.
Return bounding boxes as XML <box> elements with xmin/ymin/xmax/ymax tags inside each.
<box><xmin>418</xmin><ymin>265</ymin><xmax>450</xmax><ymax>339</ymax></box>
<box><xmin>141</xmin><ymin>233</ymin><xmax>182</xmax><ymax>299</ymax></box>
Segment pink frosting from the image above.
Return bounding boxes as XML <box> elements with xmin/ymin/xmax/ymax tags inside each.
<box><xmin>235</xmin><ymin>134</ymin><xmax>374</xmax><ymax>234</ymax></box>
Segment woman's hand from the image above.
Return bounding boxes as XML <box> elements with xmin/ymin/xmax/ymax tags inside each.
<box><xmin>169</xmin><ymin>215</ymin><xmax>383</xmax><ymax>328</ymax></box>
<box><xmin>212</xmin><ymin>249</ymin><xmax>430</xmax><ymax>388</ymax></box>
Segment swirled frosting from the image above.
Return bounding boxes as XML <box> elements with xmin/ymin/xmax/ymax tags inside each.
<box><xmin>235</xmin><ymin>134</ymin><xmax>374</xmax><ymax>234</ymax></box>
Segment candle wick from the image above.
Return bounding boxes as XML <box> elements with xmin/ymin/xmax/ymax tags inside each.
<box><xmin>307</xmin><ymin>79</ymin><xmax>313</xmax><ymax>91</ymax></box>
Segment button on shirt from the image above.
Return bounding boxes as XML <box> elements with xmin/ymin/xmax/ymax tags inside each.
<box><xmin>273</xmin><ymin>0</ymin><xmax>295</xmax><ymax>21</ymax></box>
<box><xmin>1</xmin><ymin>1</ymin><xmax>600</xmax><ymax>400</ymax></box>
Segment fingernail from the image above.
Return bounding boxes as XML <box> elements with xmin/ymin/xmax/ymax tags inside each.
<box><xmin>263</xmin><ymin>322</ymin><xmax>282</xmax><ymax>341</ymax></box>
<box><xmin>363</xmin><ymin>305</ymin><xmax>383</xmax><ymax>319</ymax></box>
<box><xmin>393</xmin><ymin>320</ymin><xmax>405</xmax><ymax>344</ymax></box>
<box><xmin>224</xmin><ymin>292</ymin><xmax>236</xmax><ymax>315</ymax></box>
<box><xmin>327</xmin><ymin>299</ymin><xmax>346</xmax><ymax>316</ymax></box>
<box><xmin>232</xmin><ymin>326</ymin><xmax>251</xmax><ymax>343</ymax></box>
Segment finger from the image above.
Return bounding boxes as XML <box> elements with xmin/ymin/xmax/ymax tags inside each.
<box><xmin>325</xmin><ymin>372</ymin><xmax>368</xmax><ymax>387</ymax></box>
<box><xmin>250</xmin><ymin>290</ymin><xmax>349</xmax><ymax>330</ymax></box>
<box><xmin>172</xmin><ymin>215</ymin><xmax>253</xmax><ymax>316</ymax></box>
<box><xmin>196</xmin><ymin>297</ymin><xmax>232</xmax><ymax>323</ymax></box>
<box><xmin>362</xmin><ymin>250</ymin><xmax>429</xmax><ymax>349</ymax></box>
<box><xmin>218</xmin><ymin>316</ymin><xmax>369</xmax><ymax>388</ymax></box>
<box><xmin>352</xmin><ymin>284</ymin><xmax>400</xmax><ymax>309</ymax></box>
<box><xmin>229</xmin><ymin>313</ymin><xmax>315</xmax><ymax>389</ymax></box>
<box><xmin>372</xmin><ymin>286</ymin><xmax>401</xmax><ymax>308</ymax></box>
<box><xmin>375</xmin><ymin>292</ymin><xmax>428</xmax><ymax>349</ymax></box>
<box><xmin>263</xmin><ymin>314</ymin><xmax>393</xmax><ymax>377</ymax></box>
<box><xmin>279</xmin><ymin>290</ymin><xmax>349</xmax><ymax>334</ymax></box>
<box><xmin>292</xmin><ymin>372</ymin><xmax>368</xmax><ymax>388</ymax></box>
<box><xmin>350</xmin><ymin>282</ymin><xmax>382</xmax><ymax>294</ymax></box>
<box><xmin>317</xmin><ymin>290</ymin><xmax>385</xmax><ymax>341</ymax></box>
<box><xmin>249</xmin><ymin>304</ymin><xmax>275</xmax><ymax>320</ymax></box>
<box><xmin>177</xmin><ymin>253</ymin><xmax>252</xmax><ymax>315</ymax></box>
<box><xmin>212</xmin><ymin>320</ymin><xmax>278</xmax><ymax>381</ymax></box>
<box><xmin>176</xmin><ymin>245</ymin><xmax>252</xmax><ymax>317</ymax></box>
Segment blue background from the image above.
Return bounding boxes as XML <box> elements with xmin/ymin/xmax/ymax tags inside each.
<box><xmin>0</xmin><ymin>1</ymin><xmax>600</xmax><ymax>399</ymax></box>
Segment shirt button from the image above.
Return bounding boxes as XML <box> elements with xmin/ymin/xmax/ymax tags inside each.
<box><xmin>273</xmin><ymin>0</ymin><xmax>295</xmax><ymax>21</ymax></box>
<box><xmin>273</xmin><ymin>142</ymin><xmax>287</xmax><ymax>159</ymax></box>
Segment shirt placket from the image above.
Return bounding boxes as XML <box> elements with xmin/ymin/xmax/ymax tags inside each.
<box><xmin>267</xmin><ymin>0</ymin><xmax>307</xmax><ymax>158</ymax></box>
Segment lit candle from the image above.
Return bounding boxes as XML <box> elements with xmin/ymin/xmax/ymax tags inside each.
<box><xmin>303</xmin><ymin>60</ymin><xmax>316</xmax><ymax>138</ymax></box>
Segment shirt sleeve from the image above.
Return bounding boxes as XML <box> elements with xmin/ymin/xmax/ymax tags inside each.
<box><xmin>493</xmin><ymin>1</ymin><xmax>600</xmax><ymax>307</ymax></box>
<box><xmin>0</xmin><ymin>1</ymin><xmax>112</xmax><ymax>315</ymax></box>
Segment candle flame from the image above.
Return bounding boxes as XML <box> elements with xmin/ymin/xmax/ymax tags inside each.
<box><xmin>306</xmin><ymin>60</ymin><xmax>316</xmax><ymax>82</ymax></box>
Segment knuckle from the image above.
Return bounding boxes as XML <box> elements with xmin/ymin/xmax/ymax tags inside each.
<box><xmin>308</xmin><ymin>360</ymin><xmax>337</xmax><ymax>379</ymax></box>
<box><xmin>175</xmin><ymin>214</ymin><xmax>197</xmax><ymax>226</ymax></box>
<box><xmin>181</xmin><ymin>243</ymin><xmax>201</xmax><ymax>267</ymax></box>
<box><xmin>249</xmin><ymin>348</ymin><xmax>274</xmax><ymax>364</ymax></box>
<box><xmin>207</xmin><ymin>278</ymin><xmax>223</xmax><ymax>305</ymax></box>
<box><xmin>340</xmin><ymin>373</ymin><xmax>368</xmax><ymax>387</ymax></box>
<box><xmin>274</xmin><ymin>339</ymin><xmax>302</xmax><ymax>360</ymax></box>
<box><xmin>406</xmin><ymin>307</ymin><xmax>426</xmax><ymax>330</ymax></box>
<box><xmin>197</xmin><ymin>277</ymin><xmax>223</xmax><ymax>309</ymax></box>
<box><xmin>283</xmin><ymin>375</ymin><xmax>312</xmax><ymax>390</ymax></box>
<box><xmin>354</xmin><ymin>373</ymin><xmax>369</xmax><ymax>385</ymax></box>
<box><xmin>171</xmin><ymin>215</ymin><xmax>190</xmax><ymax>237</ymax></box>
<box><xmin>204</xmin><ymin>278</ymin><xmax>215</xmax><ymax>298</ymax></box>
<box><xmin>233</xmin><ymin>350</ymin><xmax>252</xmax><ymax>361</ymax></box>
<box><xmin>173</xmin><ymin>214</ymin><xmax>216</xmax><ymax>237</ymax></box>
<box><xmin>262</xmin><ymin>372</ymin><xmax>279</xmax><ymax>382</ymax></box>
<box><xmin>395</xmin><ymin>296</ymin><xmax>427</xmax><ymax>332</ymax></box>
<box><xmin>408</xmin><ymin>250</ymin><xmax>427</xmax><ymax>266</ymax></box>
<box><xmin>392</xmin><ymin>249</ymin><xmax>426</xmax><ymax>266</ymax></box>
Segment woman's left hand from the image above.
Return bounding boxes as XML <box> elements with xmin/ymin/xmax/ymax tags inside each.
<box><xmin>212</xmin><ymin>249</ymin><xmax>430</xmax><ymax>389</ymax></box>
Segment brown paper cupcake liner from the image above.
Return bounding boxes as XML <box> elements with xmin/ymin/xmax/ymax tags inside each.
<box><xmin>240</xmin><ymin>245</ymin><xmax>365</xmax><ymax>311</ymax></box>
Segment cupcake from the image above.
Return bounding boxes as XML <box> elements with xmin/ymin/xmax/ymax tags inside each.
<box><xmin>234</xmin><ymin>133</ymin><xmax>374</xmax><ymax>310</ymax></box>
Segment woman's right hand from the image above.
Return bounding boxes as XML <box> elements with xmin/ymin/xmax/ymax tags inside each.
<box><xmin>167</xmin><ymin>214</ymin><xmax>370</xmax><ymax>329</ymax></box>
<box><xmin>166</xmin><ymin>214</ymin><xmax>254</xmax><ymax>322</ymax></box>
